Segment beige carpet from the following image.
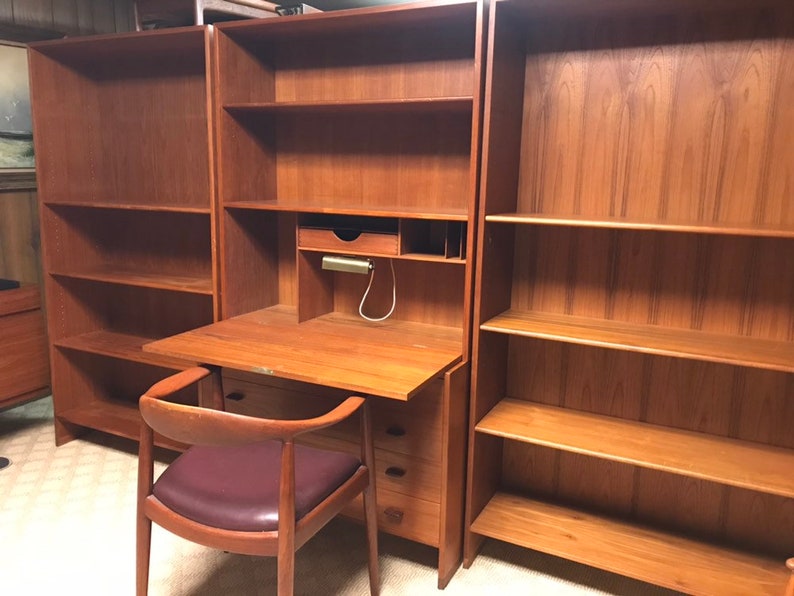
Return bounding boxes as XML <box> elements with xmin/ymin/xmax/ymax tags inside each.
<box><xmin>0</xmin><ymin>397</ymin><xmax>680</xmax><ymax>595</ymax></box>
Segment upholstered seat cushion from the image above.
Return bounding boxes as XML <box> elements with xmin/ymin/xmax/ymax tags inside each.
<box><xmin>152</xmin><ymin>440</ymin><xmax>361</xmax><ymax>532</ymax></box>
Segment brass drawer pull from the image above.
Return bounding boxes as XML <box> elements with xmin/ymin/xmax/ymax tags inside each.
<box><xmin>385</xmin><ymin>466</ymin><xmax>406</xmax><ymax>478</ymax></box>
<box><xmin>384</xmin><ymin>507</ymin><xmax>404</xmax><ymax>523</ymax></box>
<box><xmin>385</xmin><ymin>425</ymin><xmax>406</xmax><ymax>437</ymax></box>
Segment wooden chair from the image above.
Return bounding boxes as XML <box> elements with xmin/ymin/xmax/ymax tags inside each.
<box><xmin>786</xmin><ymin>558</ymin><xmax>794</xmax><ymax>596</ymax></box>
<box><xmin>136</xmin><ymin>366</ymin><xmax>379</xmax><ymax>596</ymax></box>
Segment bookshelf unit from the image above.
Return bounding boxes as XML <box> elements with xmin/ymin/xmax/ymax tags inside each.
<box><xmin>212</xmin><ymin>0</ymin><xmax>485</xmax><ymax>585</ymax></box>
<box><xmin>466</xmin><ymin>0</ymin><xmax>794</xmax><ymax>594</ymax></box>
<box><xmin>28</xmin><ymin>27</ymin><xmax>219</xmax><ymax>447</ymax></box>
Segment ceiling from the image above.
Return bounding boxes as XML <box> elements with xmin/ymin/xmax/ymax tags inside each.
<box><xmin>294</xmin><ymin>0</ymin><xmax>415</xmax><ymax>11</ymax></box>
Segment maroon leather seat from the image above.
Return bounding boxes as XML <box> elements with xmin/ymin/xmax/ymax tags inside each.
<box><xmin>153</xmin><ymin>440</ymin><xmax>362</xmax><ymax>532</ymax></box>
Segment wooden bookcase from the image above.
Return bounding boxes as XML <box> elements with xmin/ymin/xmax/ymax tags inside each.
<box><xmin>212</xmin><ymin>0</ymin><xmax>485</xmax><ymax>586</ymax></box>
<box><xmin>465</xmin><ymin>0</ymin><xmax>794</xmax><ymax>594</ymax></box>
<box><xmin>28</xmin><ymin>27</ymin><xmax>219</xmax><ymax>448</ymax></box>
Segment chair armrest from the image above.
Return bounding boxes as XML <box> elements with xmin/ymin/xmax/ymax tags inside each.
<box><xmin>142</xmin><ymin>366</ymin><xmax>212</xmax><ymax>400</ymax></box>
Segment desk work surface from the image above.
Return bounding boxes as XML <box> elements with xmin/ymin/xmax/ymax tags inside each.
<box><xmin>143</xmin><ymin>305</ymin><xmax>463</xmax><ymax>401</ymax></box>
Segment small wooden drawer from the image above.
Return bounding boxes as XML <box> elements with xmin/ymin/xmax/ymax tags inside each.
<box><xmin>299</xmin><ymin>433</ymin><xmax>441</xmax><ymax>504</ymax></box>
<box><xmin>298</xmin><ymin>227</ymin><xmax>398</xmax><ymax>255</ymax></box>
<box><xmin>222</xmin><ymin>373</ymin><xmax>444</xmax><ymax>462</ymax></box>
<box><xmin>342</xmin><ymin>488</ymin><xmax>440</xmax><ymax>547</ymax></box>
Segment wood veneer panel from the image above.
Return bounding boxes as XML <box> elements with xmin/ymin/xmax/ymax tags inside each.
<box><xmin>54</xmin><ymin>330</ymin><xmax>193</xmax><ymax>370</ymax></box>
<box><xmin>479</xmin><ymin>399</ymin><xmax>794</xmax><ymax>498</ymax></box>
<box><xmin>43</xmin><ymin>207</ymin><xmax>212</xmax><ymax>286</ymax></box>
<box><xmin>225</xmin><ymin>201</ymin><xmax>468</xmax><ymax>221</ymax></box>
<box><xmin>487</xmin><ymin>214</ymin><xmax>794</xmax><ymax>237</ymax></box>
<box><xmin>510</xmin><ymin>229</ymin><xmax>794</xmax><ymax>341</ymax></box>
<box><xmin>514</xmin><ymin>5</ymin><xmax>794</xmax><ymax>229</ymax></box>
<box><xmin>471</xmin><ymin>492</ymin><xmax>790</xmax><ymax>596</ymax></box>
<box><xmin>483</xmin><ymin>309</ymin><xmax>794</xmax><ymax>372</ymax></box>
<box><xmin>144</xmin><ymin>305</ymin><xmax>462</xmax><ymax>401</ymax></box>
<box><xmin>225</xmin><ymin>97</ymin><xmax>473</xmax><ymax>114</ymax></box>
<box><xmin>272</xmin><ymin>112</ymin><xmax>471</xmax><ymax>213</ymax></box>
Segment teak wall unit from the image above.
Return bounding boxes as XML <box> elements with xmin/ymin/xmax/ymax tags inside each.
<box><xmin>466</xmin><ymin>0</ymin><xmax>794</xmax><ymax>594</ymax></box>
<box><xmin>29</xmin><ymin>27</ymin><xmax>219</xmax><ymax>447</ymax></box>
<box><xmin>211</xmin><ymin>0</ymin><xmax>484</xmax><ymax>586</ymax></box>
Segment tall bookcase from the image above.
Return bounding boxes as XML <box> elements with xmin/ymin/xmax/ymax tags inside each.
<box><xmin>28</xmin><ymin>27</ymin><xmax>219</xmax><ymax>447</ymax></box>
<box><xmin>211</xmin><ymin>0</ymin><xmax>485</xmax><ymax>585</ymax></box>
<box><xmin>466</xmin><ymin>0</ymin><xmax>794</xmax><ymax>594</ymax></box>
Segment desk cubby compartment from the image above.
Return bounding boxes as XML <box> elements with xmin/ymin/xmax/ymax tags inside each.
<box><xmin>298</xmin><ymin>215</ymin><xmax>399</xmax><ymax>256</ymax></box>
<box><xmin>29</xmin><ymin>27</ymin><xmax>213</xmax><ymax>209</ymax></box>
<box><xmin>400</xmin><ymin>220</ymin><xmax>466</xmax><ymax>261</ymax></box>
<box><xmin>42</xmin><ymin>205</ymin><xmax>213</xmax><ymax>295</ymax></box>
<box><xmin>50</xmin><ymin>349</ymin><xmax>197</xmax><ymax>448</ymax></box>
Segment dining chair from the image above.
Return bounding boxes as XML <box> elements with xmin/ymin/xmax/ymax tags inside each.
<box><xmin>136</xmin><ymin>366</ymin><xmax>379</xmax><ymax>596</ymax></box>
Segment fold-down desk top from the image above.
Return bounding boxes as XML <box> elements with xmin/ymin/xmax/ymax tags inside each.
<box><xmin>144</xmin><ymin>305</ymin><xmax>463</xmax><ymax>401</ymax></box>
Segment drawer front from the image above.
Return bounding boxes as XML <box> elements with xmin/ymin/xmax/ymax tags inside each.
<box><xmin>222</xmin><ymin>373</ymin><xmax>444</xmax><ymax>462</ymax></box>
<box><xmin>298</xmin><ymin>433</ymin><xmax>441</xmax><ymax>504</ymax></box>
<box><xmin>298</xmin><ymin>227</ymin><xmax>398</xmax><ymax>256</ymax></box>
<box><xmin>342</xmin><ymin>489</ymin><xmax>440</xmax><ymax>547</ymax></box>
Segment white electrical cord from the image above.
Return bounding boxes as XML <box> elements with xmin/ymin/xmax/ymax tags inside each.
<box><xmin>359</xmin><ymin>258</ymin><xmax>396</xmax><ymax>322</ymax></box>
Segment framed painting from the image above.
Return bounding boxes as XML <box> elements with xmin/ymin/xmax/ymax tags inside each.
<box><xmin>0</xmin><ymin>40</ymin><xmax>35</xmax><ymax>191</ymax></box>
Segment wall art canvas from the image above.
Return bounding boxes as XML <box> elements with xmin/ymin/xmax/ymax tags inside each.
<box><xmin>0</xmin><ymin>42</ymin><xmax>33</xmax><ymax>170</ymax></box>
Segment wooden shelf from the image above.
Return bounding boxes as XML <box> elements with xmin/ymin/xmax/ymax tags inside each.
<box><xmin>31</xmin><ymin>26</ymin><xmax>207</xmax><ymax>63</ymax></box>
<box><xmin>44</xmin><ymin>200</ymin><xmax>210</xmax><ymax>214</ymax></box>
<box><xmin>50</xmin><ymin>269</ymin><xmax>214</xmax><ymax>295</ymax></box>
<box><xmin>60</xmin><ymin>400</ymin><xmax>186</xmax><ymax>451</ymax></box>
<box><xmin>225</xmin><ymin>201</ymin><xmax>469</xmax><ymax>221</ymax></box>
<box><xmin>477</xmin><ymin>399</ymin><xmax>794</xmax><ymax>498</ymax></box>
<box><xmin>471</xmin><ymin>492</ymin><xmax>789</xmax><ymax>596</ymax></box>
<box><xmin>225</xmin><ymin>97</ymin><xmax>473</xmax><ymax>115</ymax></box>
<box><xmin>481</xmin><ymin>310</ymin><xmax>794</xmax><ymax>373</ymax></box>
<box><xmin>298</xmin><ymin>246</ymin><xmax>465</xmax><ymax>265</ymax></box>
<box><xmin>485</xmin><ymin>213</ymin><xmax>794</xmax><ymax>239</ymax></box>
<box><xmin>54</xmin><ymin>330</ymin><xmax>193</xmax><ymax>370</ymax></box>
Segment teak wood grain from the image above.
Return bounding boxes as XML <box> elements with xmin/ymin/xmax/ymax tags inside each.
<box><xmin>482</xmin><ymin>309</ymin><xmax>794</xmax><ymax>372</ymax></box>
<box><xmin>466</xmin><ymin>0</ymin><xmax>794</xmax><ymax>590</ymax></box>
<box><xmin>472</xmin><ymin>492</ymin><xmax>790</xmax><ymax>596</ymax></box>
<box><xmin>478</xmin><ymin>399</ymin><xmax>794</xmax><ymax>498</ymax></box>
<box><xmin>144</xmin><ymin>305</ymin><xmax>463</xmax><ymax>401</ymax></box>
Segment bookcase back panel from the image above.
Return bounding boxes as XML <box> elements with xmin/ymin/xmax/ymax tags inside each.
<box><xmin>28</xmin><ymin>61</ymin><xmax>106</xmax><ymax>204</ymax></box>
<box><xmin>331</xmin><ymin>259</ymin><xmax>464</xmax><ymax>328</ymax></box>
<box><xmin>506</xmin><ymin>337</ymin><xmax>793</xmax><ymax>448</ymax></box>
<box><xmin>44</xmin><ymin>207</ymin><xmax>211</xmax><ymax>278</ymax></box>
<box><xmin>221</xmin><ymin>210</ymin><xmax>296</xmax><ymax>317</ymax></box>
<box><xmin>274</xmin><ymin>113</ymin><xmax>472</xmax><ymax>211</ymax></box>
<box><xmin>57</xmin><ymin>350</ymin><xmax>198</xmax><ymax>408</ymax></box>
<box><xmin>49</xmin><ymin>278</ymin><xmax>213</xmax><ymax>339</ymax></box>
<box><xmin>97</xmin><ymin>75</ymin><xmax>211</xmax><ymax>207</ymax></box>
<box><xmin>510</xmin><ymin>227</ymin><xmax>794</xmax><ymax>340</ymax></box>
<box><xmin>513</xmin><ymin>6</ymin><xmax>794</xmax><ymax>228</ymax></box>
<box><xmin>502</xmin><ymin>443</ymin><xmax>794</xmax><ymax>556</ymax></box>
<box><xmin>30</xmin><ymin>42</ymin><xmax>212</xmax><ymax>208</ymax></box>
<box><xmin>271</xmin><ymin>25</ymin><xmax>476</xmax><ymax>102</ymax></box>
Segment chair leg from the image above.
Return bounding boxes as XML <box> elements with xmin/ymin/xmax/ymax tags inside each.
<box><xmin>136</xmin><ymin>512</ymin><xmax>152</xmax><ymax>596</ymax></box>
<box><xmin>363</xmin><ymin>483</ymin><xmax>380</xmax><ymax>596</ymax></box>
<box><xmin>277</xmin><ymin>549</ymin><xmax>295</xmax><ymax>596</ymax></box>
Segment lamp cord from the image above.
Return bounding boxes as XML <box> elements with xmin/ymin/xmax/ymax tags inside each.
<box><xmin>359</xmin><ymin>259</ymin><xmax>396</xmax><ymax>322</ymax></box>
